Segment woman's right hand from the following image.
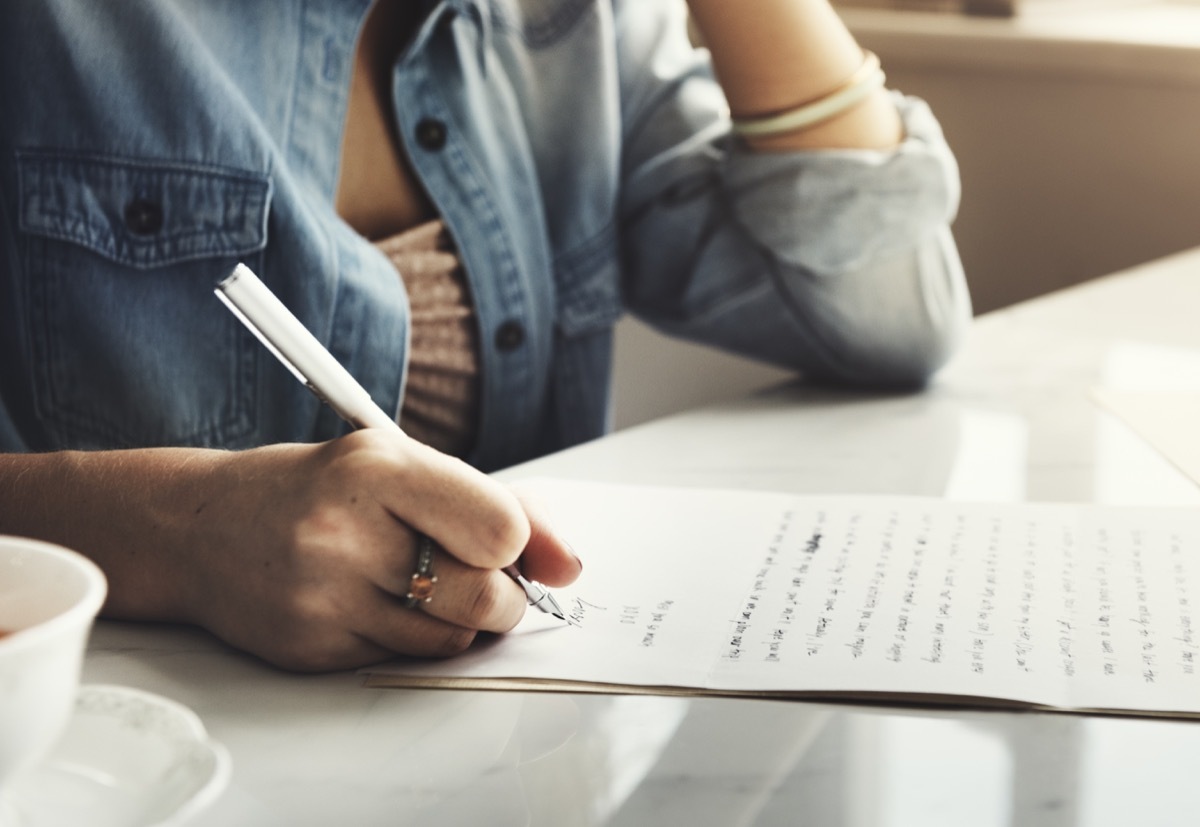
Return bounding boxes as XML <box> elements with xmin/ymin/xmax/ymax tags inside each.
<box><xmin>181</xmin><ymin>430</ymin><xmax>581</xmax><ymax>671</ymax></box>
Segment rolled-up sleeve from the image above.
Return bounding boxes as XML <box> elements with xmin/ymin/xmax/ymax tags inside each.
<box><xmin>616</xmin><ymin>0</ymin><xmax>972</xmax><ymax>389</ymax></box>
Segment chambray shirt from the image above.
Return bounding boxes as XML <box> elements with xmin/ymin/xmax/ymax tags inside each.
<box><xmin>0</xmin><ymin>0</ymin><xmax>970</xmax><ymax>471</ymax></box>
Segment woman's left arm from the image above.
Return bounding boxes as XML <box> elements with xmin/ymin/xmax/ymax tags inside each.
<box><xmin>685</xmin><ymin>0</ymin><xmax>902</xmax><ymax>151</ymax></box>
<box><xmin>617</xmin><ymin>0</ymin><xmax>971</xmax><ymax>389</ymax></box>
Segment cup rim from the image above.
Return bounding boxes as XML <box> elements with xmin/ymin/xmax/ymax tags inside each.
<box><xmin>0</xmin><ymin>536</ymin><xmax>107</xmax><ymax>653</ymax></box>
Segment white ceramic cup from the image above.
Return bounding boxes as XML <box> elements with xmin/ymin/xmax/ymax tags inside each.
<box><xmin>0</xmin><ymin>536</ymin><xmax>107</xmax><ymax>791</ymax></box>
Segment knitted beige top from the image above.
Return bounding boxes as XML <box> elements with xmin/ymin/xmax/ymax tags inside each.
<box><xmin>375</xmin><ymin>220</ymin><xmax>480</xmax><ymax>458</ymax></box>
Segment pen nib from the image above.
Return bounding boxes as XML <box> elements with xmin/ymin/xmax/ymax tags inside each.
<box><xmin>533</xmin><ymin>590</ymin><xmax>567</xmax><ymax>621</ymax></box>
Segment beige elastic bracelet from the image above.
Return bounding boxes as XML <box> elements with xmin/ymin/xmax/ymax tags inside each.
<box><xmin>731</xmin><ymin>50</ymin><xmax>885</xmax><ymax>138</ymax></box>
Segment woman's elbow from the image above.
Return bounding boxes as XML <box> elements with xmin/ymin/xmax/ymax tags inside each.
<box><xmin>806</xmin><ymin>228</ymin><xmax>972</xmax><ymax>389</ymax></box>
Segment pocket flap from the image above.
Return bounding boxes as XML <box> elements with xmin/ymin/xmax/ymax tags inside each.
<box><xmin>17</xmin><ymin>151</ymin><xmax>270</xmax><ymax>269</ymax></box>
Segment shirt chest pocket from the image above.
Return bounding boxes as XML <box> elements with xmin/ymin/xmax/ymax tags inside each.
<box><xmin>16</xmin><ymin>151</ymin><xmax>271</xmax><ymax>449</ymax></box>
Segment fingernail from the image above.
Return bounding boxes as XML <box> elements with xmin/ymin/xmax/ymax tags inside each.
<box><xmin>565</xmin><ymin>540</ymin><xmax>583</xmax><ymax>573</ymax></box>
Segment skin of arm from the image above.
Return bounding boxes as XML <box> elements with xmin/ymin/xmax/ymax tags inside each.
<box><xmin>685</xmin><ymin>0</ymin><xmax>903</xmax><ymax>151</ymax></box>
<box><xmin>0</xmin><ymin>433</ymin><xmax>581</xmax><ymax>672</ymax></box>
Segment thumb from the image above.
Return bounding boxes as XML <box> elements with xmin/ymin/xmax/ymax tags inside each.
<box><xmin>509</xmin><ymin>488</ymin><xmax>583</xmax><ymax>588</ymax></box>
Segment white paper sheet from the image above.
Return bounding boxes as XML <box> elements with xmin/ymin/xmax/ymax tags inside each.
<box><xmin>363</xmin><ymin>480</ymin><xmax>1200</xmax><ymax>717</ymax></box>
<box><xmin>1093</xmin><ymin>388</ymin><xmax>1200</xmax><ymax>489</ymax></box>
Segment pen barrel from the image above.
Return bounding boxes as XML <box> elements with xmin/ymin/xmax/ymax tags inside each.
<box><xmin>217</xmin><ymin>264</ymin><xmax>402</xmax><ymax>435</ymax></box>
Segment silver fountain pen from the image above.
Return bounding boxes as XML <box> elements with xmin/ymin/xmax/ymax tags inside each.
<box><xmin>215</xmin><ymin>263</ymin><xmax>565</xmax><ymax>620</ymax></box>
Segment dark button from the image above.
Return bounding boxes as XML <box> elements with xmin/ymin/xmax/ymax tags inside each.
<box><xmin>494</xmin><ymin>320</ymin><xmax>525</xmax><ymax>352</ymax></box>
<box><xmin>124</xmin><ymin>198</ymin><xmax>164</xmax><ymax>236</ymax></box>
<box><xmin>415</xmin><ymin>118</ymin><xmax>447</xmax><ymax>151</ymax></box>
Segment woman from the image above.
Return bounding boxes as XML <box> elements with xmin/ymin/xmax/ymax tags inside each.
<box><xmin>0</xmin><ymin>0</ymin><xmax>970</xmax><ymax>670</ymax></box>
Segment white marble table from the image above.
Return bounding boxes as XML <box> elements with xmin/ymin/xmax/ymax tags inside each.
<box><xmin>84</xmin><ymin>247</ymin><xmax>1200</xmax><ymax>825</ymax></box>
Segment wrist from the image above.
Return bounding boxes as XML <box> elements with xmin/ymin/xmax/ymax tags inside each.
<box><xmin>70</xmin><ymin>446</ymin><xmax>236</xmax><ymax>626</ymax></box>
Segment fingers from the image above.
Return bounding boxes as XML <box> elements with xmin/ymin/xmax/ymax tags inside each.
<box><xmin>251</xmin><ymin>538</ymin><xmax>529</xmax><ymax>672</ymax></box>
<box><xmin>335</xmin><ymin>430</ymin><xmax>530</xmax><ymax>570</ymax></box>
<box><xmin>509</xmin><ymin>488</ymin><xmax>583</xmax><ymax>588</ymax></box>
<box><xmin>343</xmin><ymin>539</ymin><xmax>528</xmax><ymax>666</ymax></box>
<box><xmin>385</xmin><ymin>539</ymin><xmax>527</xmax><ymax>634</ymax></box>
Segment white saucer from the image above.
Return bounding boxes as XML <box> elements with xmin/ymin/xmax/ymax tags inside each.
<box><xmin>3</xmin><ymin>684</ymin><xmax>231</xmax><ymax>827</ymax></box>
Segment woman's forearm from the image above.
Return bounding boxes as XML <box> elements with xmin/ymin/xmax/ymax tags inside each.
<box><xmin>686</xmin><ymin>0</ymin><xmax>903</xmax><ymax>150</ymax></box>
<box><xmin>0</xmin><ymin>449</ymin><xmax>228</xmax><ymax>622</ymax></box>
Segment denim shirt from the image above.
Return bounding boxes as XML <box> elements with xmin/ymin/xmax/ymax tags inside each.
<box><xmin>0</xmin><ymin>0</ymin><xmax>970</xmax><ymax>471</ymax></box>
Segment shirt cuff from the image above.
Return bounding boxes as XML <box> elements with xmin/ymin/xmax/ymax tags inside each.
<box><xmin>720</xmin><ymin>92</ymin><xmax>962</xmax><ymax>278</ymax></box>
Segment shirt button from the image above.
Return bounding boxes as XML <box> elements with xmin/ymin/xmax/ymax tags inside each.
<box><xmin>494</xmin><ymin>320</ymin><xmax>525</xmax><ymax>352</ymax></box>
<box><xmin>415</xmin><ymin>118</ymin><xmax>447</xmax><ymax>151</ymax></box>
<box><xmin>124</xmin><ymin>198</ymin><xmax>164</xmax><ymax>236</ymax></box>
